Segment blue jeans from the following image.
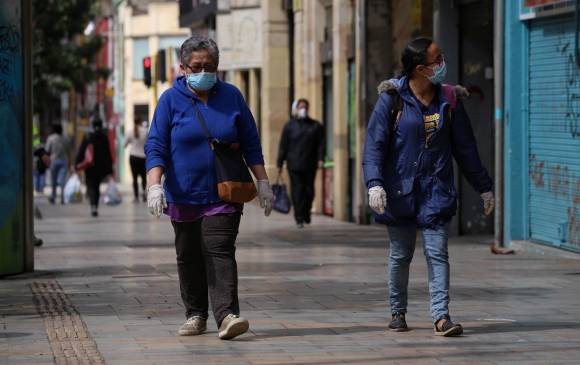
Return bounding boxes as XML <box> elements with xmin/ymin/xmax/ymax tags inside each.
<box><xmin>33</xmin><ymin>170</ymin><xmax>46</xmax><ymax>193</ymax></box>
<box><xmin>50</xmin><ymin>158</ymin><xmax>68</xmax><ymax>203</ymax></box>
<box><xmin>387</xmin><ymin>223</ymin><xmax>450</xmax><ymax>323</ymax></box>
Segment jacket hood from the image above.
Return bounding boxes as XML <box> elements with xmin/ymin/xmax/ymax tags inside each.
<box><xmin>377</xmin><ymin>76</ymin><xmax>470</xmax><ymax>103</ymax></box>
<box><xmin>377</xmin><ymin>77</ymin><xmax>404</xmax><ymax>95</ymax></box>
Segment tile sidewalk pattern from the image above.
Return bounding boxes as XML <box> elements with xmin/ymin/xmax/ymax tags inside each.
<box><xmin>2</xmin><ymin>196</ymin><xmax>580</xmax><ymax>364</ymax></box>
<box><xmin>30</xmin><ymin>281</ymin><xmax>105</xmax><ymax>365</ymax></box>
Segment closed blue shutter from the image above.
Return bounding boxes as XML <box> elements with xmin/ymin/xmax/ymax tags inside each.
<box><xmin>528</xmin><ymin>15</ymin><xmax>580</xmax><ymax>251</ymax></box>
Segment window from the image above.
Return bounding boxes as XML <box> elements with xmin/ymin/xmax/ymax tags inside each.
<box><xmin>133</xmin><ymin>38</ymin><xmax>149</xmax><ymax>80</ymax></box>
<box><xmin>134</xmin><ymin>104</ymin><xmax>149</xmax><ymax>124</ymax></box>
<box><xmin>159</xmin><ymin>36</ymin><xmax>188</xmax><ymax>50</ymax></box>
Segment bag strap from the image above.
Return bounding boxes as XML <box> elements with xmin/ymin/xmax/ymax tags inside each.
<box><xmin>191</xmin><ymin>100</ymin><xmax>217</xmax><ymax>145</ymax></box>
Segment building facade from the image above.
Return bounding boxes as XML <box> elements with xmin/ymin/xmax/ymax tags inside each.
<box><xmin>504</xmin><ymin>0</ymin><xmax>580</xmax><ymax>252</ymax></box>
<box><xmin>116</xmin><ymin>0</ymin><xmax>190</xmax><ymax>182</ymax></box>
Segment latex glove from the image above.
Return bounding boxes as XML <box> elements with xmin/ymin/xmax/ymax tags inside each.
<box><xmin>257</xmin><ymin>180</ymin><xmax>274</xmax><ymax>217</ymax></box>
<box><xmin>368</xmin><ymin>186</ymin><xmax>387</xmax><ymax>215</ymax></box>
<box><xmin>481</xmin><ymin>191</ymin><xmax>495</xmax><ymax>216</ymax></box>
<box><xmin>147</xmin><ymin>184</ymin><xmax>167</xmax><ymax>218</ymax></box>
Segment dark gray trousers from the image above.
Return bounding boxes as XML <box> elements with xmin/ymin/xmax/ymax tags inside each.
<box><xmin>171</xmin><ymin>213</ymin><xmax>241</xmax><ymax>326</ymax></box>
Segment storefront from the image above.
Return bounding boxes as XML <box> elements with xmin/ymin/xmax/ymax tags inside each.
<box><xmin>505</xmin><ymin>0</ymin><xmax>580</xmax><ymax>252</ymax></box>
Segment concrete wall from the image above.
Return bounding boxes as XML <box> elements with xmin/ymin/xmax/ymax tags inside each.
<box><xmin>261</xmin><ymin>0</ymin><xmax>290</xmax><ymax>179</ymax></box>
<box><xmin>121</xmin><ymin>1</ymin><xmax>190</xmax><ymax>183</ymax></box>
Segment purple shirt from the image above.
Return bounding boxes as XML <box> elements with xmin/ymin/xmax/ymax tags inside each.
<box><xmin>165</xmin><ymin>202</ymin><xmax>243</xmax><ymax>222</ymax></box>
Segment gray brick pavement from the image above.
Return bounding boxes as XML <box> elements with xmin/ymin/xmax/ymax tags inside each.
<box><xmin>1</xmin><ymin>195</ymin><xmax>580</xmax><ymax>364</ymax></box>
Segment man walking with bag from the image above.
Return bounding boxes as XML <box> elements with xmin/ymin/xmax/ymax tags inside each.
<box><xmin>277</xmin><ymin>98</ymin><xmax>325</xmax><ymax>228</ymax></box>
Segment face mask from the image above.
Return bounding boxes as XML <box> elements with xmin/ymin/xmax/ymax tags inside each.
<box><xmin>297</xmin><ymin>108</ymin><xmax>307</xmax><ymax>119</ymax></box>
<box><xmin>186</xmin><ymin>71</ymin><xmax>217</xmax><ymax>91</ymax></box>
<box><xmin>427</xmin><ymin>60</ymin><xmax>447</xmax><ymax>85</ymax></box>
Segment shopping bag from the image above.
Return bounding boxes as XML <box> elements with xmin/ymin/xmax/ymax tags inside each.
<box><xmin>272</xmin><ymin>176</ymin><xmax>291</xmax><ymax>214</ymax></box>
<box><xmin>63</xmin><ymin>173</ymin><xmax>82</xmax><ymax>203</ymax></box>
<box><xmin>103</xmin><ymin>180</ymin><xmax>122</xmax><ymax>205</ymax></box>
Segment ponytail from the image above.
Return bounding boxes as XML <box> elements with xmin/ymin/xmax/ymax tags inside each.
<box><xmin>400</xmin><ymin>37</ymin><xmax>433</xmax><ymax>78</ymax></box>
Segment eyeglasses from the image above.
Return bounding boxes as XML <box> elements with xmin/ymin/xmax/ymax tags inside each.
<box><xmin>185</xmin><ymin>63</ymin><xmax>218</xmax><ymax>73</ymax></box>
<box><xmin>424</xmin><ymin>53</ymin><xmax>445</xmax><ymax>67</ymax></box>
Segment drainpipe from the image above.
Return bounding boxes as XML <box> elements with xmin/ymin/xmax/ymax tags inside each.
<box><xmin>494</xmin><ymin>0</ymin><xmax>505</xmax><ymax>247</ymax></box>
<box><xmin>286</xmin><ymin>0</ymin><xmax>295</xmax><ymax>107</ymax></box>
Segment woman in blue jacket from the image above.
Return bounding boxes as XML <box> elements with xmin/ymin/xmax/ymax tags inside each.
<box><xmin>363</xmin><ymin>37</ymin><xmax>494</xmax><ymax>336</ymax></box>
<box><xmin>145</xmin><ymin>35</ymin><xmax>274</xmax><ymax>340</ymax></box>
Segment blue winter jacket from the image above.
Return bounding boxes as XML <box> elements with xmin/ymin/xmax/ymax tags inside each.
<box><xmin>362</xmin><ymin>77</ymin><xmax>492</xmax><ymax>227</ymax></box>
<box><xmin>145</xmin><ymin>77</ymin><xmax>264</xmax><ymax>205</ymax></box>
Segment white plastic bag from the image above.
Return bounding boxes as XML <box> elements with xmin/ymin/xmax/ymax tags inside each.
<box><xmin>63</xmin><ymin>173</ymin><xmax>82</xmax><ymax>203</ymax></box>
<box><xmin>103</xmin><ymin>180</ymin><xmax>122</xmax><ymax>205</ymax></box>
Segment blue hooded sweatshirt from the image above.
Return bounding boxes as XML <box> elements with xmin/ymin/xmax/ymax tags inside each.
<box><xmin>145</xmin><ymin>77</ymin><xmax>264</xmax><ymax>205</ymax></box>
<box><xmin>362</xmin><ymin>76</ymin><xmax>492</xmax><ymax>227</ymax></box>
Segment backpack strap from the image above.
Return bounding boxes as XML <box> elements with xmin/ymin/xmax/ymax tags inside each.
<box><xmin>441</xmin><ymin>84</ymin><xmax>457</xmax><ymax>109</ymax></box>
<box><xmin>441</xmin><ymin>83</ymin><xmax>470</xmax><ymax>124</ymax></box>
<box><xmin>388</xmin><ymin>91</ymin><xmax>403</xmax><ymax>131</ymax></box>
<box><xmin>377</xmin><ymin>79</ymin><xmax>403</xmax><ymax>132</ymax></box>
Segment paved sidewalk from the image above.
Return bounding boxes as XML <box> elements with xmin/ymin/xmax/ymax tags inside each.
<box><xmin>2</xmin><ymin>194</ymin><xmax>580</xmax><ymax>365</ymax></box>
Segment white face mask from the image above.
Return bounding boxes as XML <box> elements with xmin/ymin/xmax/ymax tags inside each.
<box><xmin>297</xmin><ymin>108</ymin><xmax>307</xmax><ymax>119</ymax></box>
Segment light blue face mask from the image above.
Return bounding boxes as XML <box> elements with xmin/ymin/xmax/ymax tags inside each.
<box><xmin>186</xmin><ymin>72</ymin><xmax>217</xmax><ymax>91</ymax></box>
<box><xmin>427</xmin><ymin>60</ymin><xmax>447</xmax><ymax>85</ymax></box>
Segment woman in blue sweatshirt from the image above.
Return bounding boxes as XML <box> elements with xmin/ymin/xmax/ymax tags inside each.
<box><xmin>145</xmin><ymin>35</ymin><xmax>274</xmax><ymax>340</ymax></box>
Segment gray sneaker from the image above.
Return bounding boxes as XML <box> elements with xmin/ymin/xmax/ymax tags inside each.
<box><xmin>178</xmin><ymin>316</ymin><xmax>207</xmax><ymax>336</ymax></box>
<box><xmin>218</xmin><ymin>314</ymin><xmax>249</xmax><ymax>340</ymax></box>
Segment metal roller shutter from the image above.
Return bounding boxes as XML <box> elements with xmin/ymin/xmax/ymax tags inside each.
<box><xmin>528</xmin><ymin>15</ymin><xmax>580</xmax><ymax>251</ymax></box>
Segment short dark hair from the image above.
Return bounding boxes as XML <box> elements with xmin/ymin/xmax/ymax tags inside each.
<box><xmin>401</xmin><ymin>37</ymin><xmax>433</xmax><ymax>77</ymax></box>
<box><xmin>296</xmin><ymin>98</ymin><xmax>309</xmax><ymax>108</ymax></box>
<box><xmin>51</xmin><ymin>123</ymin><xmax>63</xmax><ymax>135</ymax></box>
<box><xmin>180</xmin><ymin>34</ymin><xmax>219</xmax><ymax>65</ymax></box>
<box><xmin>92</xmin><ymin>118</ymin><xmax>103</xmax><ymax>130</ymax></box>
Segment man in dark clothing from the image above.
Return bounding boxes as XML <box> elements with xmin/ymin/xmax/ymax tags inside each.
<box><xmin>277</xmin><ymin>98</ymin><xmax>325</xmax><ymax>228</ymax></box>
<box><xmin>75</xmin><ymin>118</ymin><xmax>114</xmax><ymax>217</ymax></box>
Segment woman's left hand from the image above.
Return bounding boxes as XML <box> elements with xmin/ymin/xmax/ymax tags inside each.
<box><xmin>257</xmin><ymin>180</ymin><xmax>274</xmax><ymax>216</ymax></box>
<box><xmin>480</xmin><ymin>191</ymin><xmax>495</xmax><ymax>216</ymax></box>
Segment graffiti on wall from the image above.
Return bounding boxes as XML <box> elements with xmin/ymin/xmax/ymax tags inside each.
<box><xmin>529</xmin><ymin>155</ymin><xmax>580</xmax><ymax>247</ymax></box>
<box><xmin>0</xmin><ymin>1</ymin><xmax>24</xmax><ymax>274</ymax></box>
<box><xmin>557</xmin><ymin>37</ymin><xmax>580</xmax><ymax>138</ymax></box>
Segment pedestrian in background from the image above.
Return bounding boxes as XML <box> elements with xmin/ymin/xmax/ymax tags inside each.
<box><xmin>277</xmin><ymin>98</ymin><xmax>325</xmax><ymax>228</ymax></box>
<box><xmin>124</xmin><ymin>116</ymin><xmax>148</xmax><ymax>202</ymax></box>
<box><xmin>145</xmin><ymin>35</ymin><xmax>274</xmax><ymax>340</ymax></box>
<box><xmin>363</xmin><ymin>37</ymin><xmax>494</xmax><ymax>336</ymax></box>
<box><xmin>33</xmin><ymin>144</ymin><xmax>49</xmax><ymax>194</ymax></box>
<box><xmin>75</xmin><ymin>118</ymin><xmax>114</xmax><ymax>217</ymax></box>
<box><xmin>45</xmin><ymin>124</ymin><xmax>69</xmax><ymax>204</ymax></box>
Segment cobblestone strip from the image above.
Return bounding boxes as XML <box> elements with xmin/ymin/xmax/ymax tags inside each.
<box><xmin>30</xmin><ymin>281</ymin><xmax>106</xmax><ymax>365</ymax></box>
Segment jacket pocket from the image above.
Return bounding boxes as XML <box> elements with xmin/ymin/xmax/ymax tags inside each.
<box><xmin>386</xmin><ymin>178</ymin><xmax>415</xmax><ymax>218</ymax></box>
<box><xmin>431</xmin><ymin>179</ymin><xmax>457</xmax><ymax>217</ymax></box>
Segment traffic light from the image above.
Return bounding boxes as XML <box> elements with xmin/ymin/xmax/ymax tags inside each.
<box><xmin>143</xmin><ymin>56</ymin><xmax>152</xmax><ymax>87</ymax></box>
<box><xmin>156</xmin><ymin>49</ymin><xmax>167</xmax><ymax>83</ymax></box>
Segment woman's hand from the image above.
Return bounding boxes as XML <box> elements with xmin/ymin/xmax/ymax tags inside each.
<box><xmin>480</xmin><ymin>191</ymin><xmax>495</xmax><ymax>215</ymax></box>
<box><xmin>147</xmin><ymin>167</ymin><xmax>166</xmax><ymax>217</ymax></box>
<box><xmin>147</xmin><ymin>184</ymin><xmax>167</xmax><ymax>218</ymax></box>
<box><xmin>368</xmin><ymin>186</ymin><xmax>387</xmax><ymax>215</ymax></box>
<box><xmin>257</xmin><ymin>180</ymin><xmax>274</xmax><ymax>216</ymax></box>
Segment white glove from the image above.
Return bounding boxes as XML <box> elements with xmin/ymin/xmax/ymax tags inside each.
<box><xmin>481</xmin><ymin>191</ymin><xmax>495</xmax><ymax>216</ymax></box>
<box><xmin>368</xmin><ymin>186</ymin><xmax>387</xmax><ymax>215</ymax></box>
<box><xmin>147</xmin><ymin>184</ymin><xmax>167</xmax><ymax>218</ymax></box>
<box><xmin>257</xmin><ymin>180</ymin><xmax>274</xmax><ymax>217</ymax></box>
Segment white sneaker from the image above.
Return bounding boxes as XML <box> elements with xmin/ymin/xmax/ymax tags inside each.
<box><xmin>218</xmin><ymin>314</ymin><xmax>249</xmax><ymax>340</ymax></box>
<box><xmin>178</xmin><ymin>316</ymin><xmax>207</xmax><ymax>336</ymax></box>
